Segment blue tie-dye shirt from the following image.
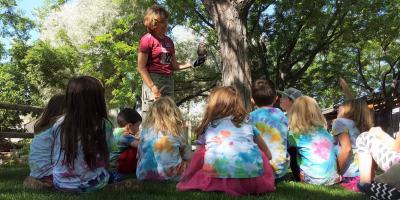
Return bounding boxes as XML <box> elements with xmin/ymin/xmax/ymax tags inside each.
<box><xmin>250</xmin><ymin>107</ymin><xmax>289</xmax><ymax>179</ymax></box>
<box><xmin>203</xmin><ymin>116</ymin><xmax>264</xmax><ymax>178</ymax></box>
<box><xmin>288</xmin><ymin>127</ymin><xmax>338</xmax><ymax>185</ymax></box>
<box><xmin>331</xmin><ymin>118</ymin><xmax>360</xmax><ymax>178</ymax></box>
<box><xmin>136</xmin><ymin>128</ymin><xmax>191</xmax><ymax>181</ymax></box>
<box><xmin>29</xmin><ymin>128</ymin><xmax>55</xmax><ymax>178</ymax></box>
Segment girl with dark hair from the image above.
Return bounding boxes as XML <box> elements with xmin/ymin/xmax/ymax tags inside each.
<box><xmin>51</xmin><ymin>76</ymin><xmax>139</xmax><ymax>192</ymax></box>
<box><xmin>23</xmin><ymin>94</ymin><xmax>65</xmax><ymax>189</ymax></box>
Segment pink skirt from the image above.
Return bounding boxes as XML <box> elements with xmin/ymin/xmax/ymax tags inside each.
<box><xmin>177</xmin><ymin>146</ymin><xmax>276</xmax><ymax>196</ymax></box>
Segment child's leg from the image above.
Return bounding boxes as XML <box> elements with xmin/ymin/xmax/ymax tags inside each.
<box><xmin>357</xmin><ymin>132</ymin><xmax>400</xmax><ymax>175</ymax></box>
<box><xmin>117</xmin><ymin>147</ymin><xmax>138</xmax><ymax>174</ymax></box>
<box><xmin>358</xmin><ymin>153</ymin><xmax>375</xmax><ymax>183</ymax></box>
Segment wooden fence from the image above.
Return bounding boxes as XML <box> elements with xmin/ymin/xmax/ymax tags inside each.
<box><xmin>0</xmin><ymin>102</ymin><xmax>42</xmax><ymax>139</ymax></box>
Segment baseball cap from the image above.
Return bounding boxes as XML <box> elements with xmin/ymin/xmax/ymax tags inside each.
<box><xmin>277</xmin><ymin>87</ymin><xmax>303</xmax><ymax>101</ymax></box>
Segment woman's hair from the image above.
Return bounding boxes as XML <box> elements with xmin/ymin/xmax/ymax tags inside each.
<box><xmin>289</xmin><ymin>96</ymin><xmax>327</xmax><ymax>134</ymax></box>
<box><xmin>117</xmin><ymin>108</ymin><xmax>142</xmax><ymax>127</ymax></box>
<box><xmin>60</xmin><ymin>76</ymin><xmax>109</xmax><ymax>170</ymax></box>
<box><xmin>196</xmin><ymin>86</ymin><xmax>248</xmax><ymax>136</ymax></box>
<box><xmin>34</xmin><ymin>94</ymin><xmax>65</xmax><ymax>134</ymax></box>
<box><xmin>338</xmin><ymin>99</ymin><xmax>374</xmax><ymax>132</ymax></box>
<box><xmin>143</xmin><ymin>5</ymin><xmax>169</xmax><ymax>32</ymax></box>
<box><xmin>142</xmin><ymin>97</ymin><xmax>185</xmax><ymax>137</ymax></box>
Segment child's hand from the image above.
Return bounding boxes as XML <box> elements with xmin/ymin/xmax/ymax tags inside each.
<box><xmin>130</xmin><ymin>140</ymin><xmax>139</xmax><ymax>148</ymax></box>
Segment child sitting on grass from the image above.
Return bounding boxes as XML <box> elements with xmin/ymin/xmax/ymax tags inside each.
<box><xmin>177</xmin><ymin>86</ymin><xmax>275</xmax><ymax>196</ymax></box>
<box><xmin>136</xmin><ymin>97</ymin><xmax>192</xmax><ymax>181</ymax></box>
<box><xmin>51</xmin><ymin>76</ymin><xmax>140</xmax><ymax>192</ymax></box>
<box><xmin>331</xmin><ymin>99</ymin><xmax>373</xmax><ymax>191</ymax></box>
<box><xmin>288</xmin><ymin>96</ymin><xmax>339</xmax><ymax>185</ymax></box>
<box><xmin>250</xmin><ymin>79</ymin><xmax>290</xmax><ymax>179</ymax></box>
<box><xmin>23</xmin><ymin>94</ymin><xmax>65</xmax><ymax>189</ymax></box>
<box><xmin>110</xmin><ymin>108</ymin><xmax>141</xmax><ymax>174</ymax></box>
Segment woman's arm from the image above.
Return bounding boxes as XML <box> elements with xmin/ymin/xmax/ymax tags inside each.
<box><xmin>254</xmin><ymin>135</ymin><xmax>272</xmax><ymax>160</ymax></box>
<box><xmin>171</xmin><ymin>54</ymin><xmax>191</xmax><ymax>71</ymax></box>
<box><xmin>336</xmin><ymin>132</ymin><xmax>352</xmax><ymax>174</ymax></box>
<box><xmin>137</xmin><ymin>52</ymin><xmax>161</xmax><ymax>98</ymax></box>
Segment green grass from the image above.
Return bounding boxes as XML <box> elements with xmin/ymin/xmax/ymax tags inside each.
<box><xmin>0</xmin><ymin>165</ymin><xmax>366</xmax><ymax>200</ymax></box>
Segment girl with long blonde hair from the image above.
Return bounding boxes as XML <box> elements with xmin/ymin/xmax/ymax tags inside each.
<box><xmin>136</xmin><ymin>97</ymin><xmax>191</xmax><ymax>181</ymax></box>
<box><xmin>288</xmin><ymin>96</ymin><xmax>338</xmax><ymax>185</ymax></box>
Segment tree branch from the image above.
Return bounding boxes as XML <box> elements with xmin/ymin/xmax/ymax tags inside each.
<box><xmin>176</xmin><ymin>82</ymin><xmax>216</xmax><ymax>106</ymax></box>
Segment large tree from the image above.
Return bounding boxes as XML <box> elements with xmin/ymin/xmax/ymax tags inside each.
<box><xmin>202</xmin><ymin>0</ymin><xmax>254</xmax><ymax>110</ymax></box>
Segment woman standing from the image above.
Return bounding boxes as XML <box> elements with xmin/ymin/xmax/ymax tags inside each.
<box><xmin>137</xmin><ymin>5</ymin><xmax>205</xmax><ymax>113</ymax></box>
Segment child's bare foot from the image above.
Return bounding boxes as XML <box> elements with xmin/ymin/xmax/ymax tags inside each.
<box><xmin>104</xmin><ymin>179</ymin><xmax>142</xmax><ymax>191</ymax></box>
<box><xmin>23</xmin><ymin>176</ymin><xmax>52</xmax><ymax>190</ymax></box>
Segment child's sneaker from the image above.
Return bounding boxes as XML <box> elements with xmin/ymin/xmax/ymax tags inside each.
<box><xmin>23</xmin><ymin>176</ymin><xmax>52</xmax><ymax>190</ymax></box>
<box><xmin>358</xmin><ymin>181</ymin><xmax>400</xmax><ymax>200</ymax></box>
<box><xmin>104</xmin><ymin>179</ymin><xmax>142</xmax><ymax>191</ymax></box>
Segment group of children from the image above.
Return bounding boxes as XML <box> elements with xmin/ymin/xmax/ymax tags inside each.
<box><xmin>23</xmin><ymin>75</ymin><xmax>400</xmax><ymax>198</ymax></box>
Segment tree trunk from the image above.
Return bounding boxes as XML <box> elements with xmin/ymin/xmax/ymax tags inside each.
<box><xmin>203</xmin><ymin>0</ymin><xmax>253</xmax><ymax>110</ymax></box>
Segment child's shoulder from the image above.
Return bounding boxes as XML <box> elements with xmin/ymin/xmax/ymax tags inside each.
<box><xmin>333</xmin><ymin>117</ymin><xmax>354</xmax><ymax>125</ymax></box>
<box><xmin>113</xmin><ymin>127</ymin><xmax>125</xmax><ymax>136</ymax></box>
<box><xmin>251</xmin><ymin>107</ymin><xmax>285</xmax><ymax>115</ymax></box>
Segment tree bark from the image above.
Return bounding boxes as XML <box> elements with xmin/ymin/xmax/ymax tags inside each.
<box><xmin>203</xmin><ymin>0</ymin><xmax>254</xmax><ymax>110</ymax></box>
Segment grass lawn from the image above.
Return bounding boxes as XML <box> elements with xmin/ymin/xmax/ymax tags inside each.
<box><xmin>0</xmin><ymin>165</ymin><xmax>366</xmax><ymax>200</ymax></box>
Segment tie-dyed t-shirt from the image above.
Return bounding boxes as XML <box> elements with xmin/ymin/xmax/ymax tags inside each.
<box><xmin>250</xmin><ymin>107</ymin><xmax>289</xmax><ymax>179</ymax></box>
<box><xmin>109</xmin><ymin>127</ymin><xmax>136</xmax><ymax>167</ymax></box>
<box><xmin>331</xmin><ymin>118</ymin><xmax>360</xmax><ymax>178</ymax></box>
<box><xmin>203</xmin><ymin>116</ymin><xmax>264</xmax><ymax>178</ymax></box>
<box><xmin>136</xmin><ymin>128</ymin><xmax>191</xmax><ymax>181</ymax></box>
<box><xmin>51</xmin><ymin>117</ymin><xmax>114</xmax><ymax>192</ymax></box>
<box><xmin>29</xmin><ymin>128</ymin><xmax>55</xmax><ymax>179</ymax></box>
<box><xmin>288</xmin><ymin>127</ymin><xmax>338</xmax><ymax>185</ymax></box>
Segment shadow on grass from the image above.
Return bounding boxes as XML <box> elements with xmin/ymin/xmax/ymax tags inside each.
<box><xmin>0</xmin><ymin>165</ymin><xmax>365</xmax><ymax>200</ymax></box>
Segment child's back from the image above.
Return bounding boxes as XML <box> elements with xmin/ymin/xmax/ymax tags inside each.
<box><xmin>29</xmin><ymin>128</ymin><xmax>56</xmax><ymax>179</ymax></box>
<box><xmin>250</xmin><ymin>107</ymin><xmax>289</xmax><ymax>178</ymax></box>
<box><xmin>52</xmin><ymin>117</ymin><xmax>114</xmax><ymax>192</ymax></box>
<box><xmin>177</xmin><ymin>86</ymin><xmax>275</xmax><ymax>196</ymax></box>
<box><xmin>288</xmin><ymin>96</ymin><xmax>338</xmax><ymax>185</ymax></box>
<box><xmin>331</xmin><ymin>117</ymin><xmax>360</xmax><ymax>177</ymax></box>
<box><xmin>289</xmin><ymin>126</ymin><xmax>338</xmax><ymax>185</ymax></box>
<box><xmin>136</xmin><ymin>97</ymin><xmax>191</xmax><ymax>181</ymax></box>
<box><xmin>136</xmin><ymin>128</ymin><xmax>189</xmax><ymax>181</ymax></box>
<box><xmin>204</xmin><ymin>116</ymin><xmax>264</xmax><ymax>178</ymax></box>
<box><xmin>25</xmin><ymin>94</ymin><xmax>65</xmax><ymax>189</ymax></box>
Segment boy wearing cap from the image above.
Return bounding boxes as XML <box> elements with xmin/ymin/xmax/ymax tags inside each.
<box><xmin>277</xmin><ymin>87</ymin><xmax>303</xmax><ymax>112</ymax></box>
<box><xmin>250</xmin><ymin>79</ymin><xmax>290</xmax><ymax>179</ymax></box>
<box><xmin>277</xmin><ymin>87</ymin><xmax>303</xmax><ymax>181</ymax></box>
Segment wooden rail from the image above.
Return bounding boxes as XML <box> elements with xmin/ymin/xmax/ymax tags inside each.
<box><xmin>0</xmin><ymin>132</ymin><xmax>34</xmax><ymax>139</ymax></box>
<box><xmin>0</xmin><ymin>102</ymin><xmax>43</xmax><ymax>113</ymax></box>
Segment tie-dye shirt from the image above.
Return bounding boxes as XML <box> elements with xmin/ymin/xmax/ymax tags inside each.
<box><xmin>51</xmin><ymin>117</ymin><xmax>114</xmax><ymax>192</ymax></box>
<box><xmin>331</xmin><ymin>118</ymin><xmax>360</xmax><ymax>178</ymax></box>
<box><xmin>29</xmin><ymin>128</ymin><xmax>55</xmax><ymax>179</ymax></box>
<box><xmin>288</xmin><ymin>127</ymin><xmax>338</xmax><ymax>185</ymax></box>
<box><xmin>136</xmin><ymin>128</ymin><xmax>191</xmax><ymax>181</ymax></box>
<box><xmin>203</xmin><ymin>116</ymin><xmax>264</xmax><ymax>178</ymax></box>
<box><xmin>250</xmin><ymin>107</ymin><xmax>289</xmax><ymax>179</ymax></box>
<box><xmin>109</xmin><ymin>128</ymin><xmax>136</xmax><ymax>167</ymax></box>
